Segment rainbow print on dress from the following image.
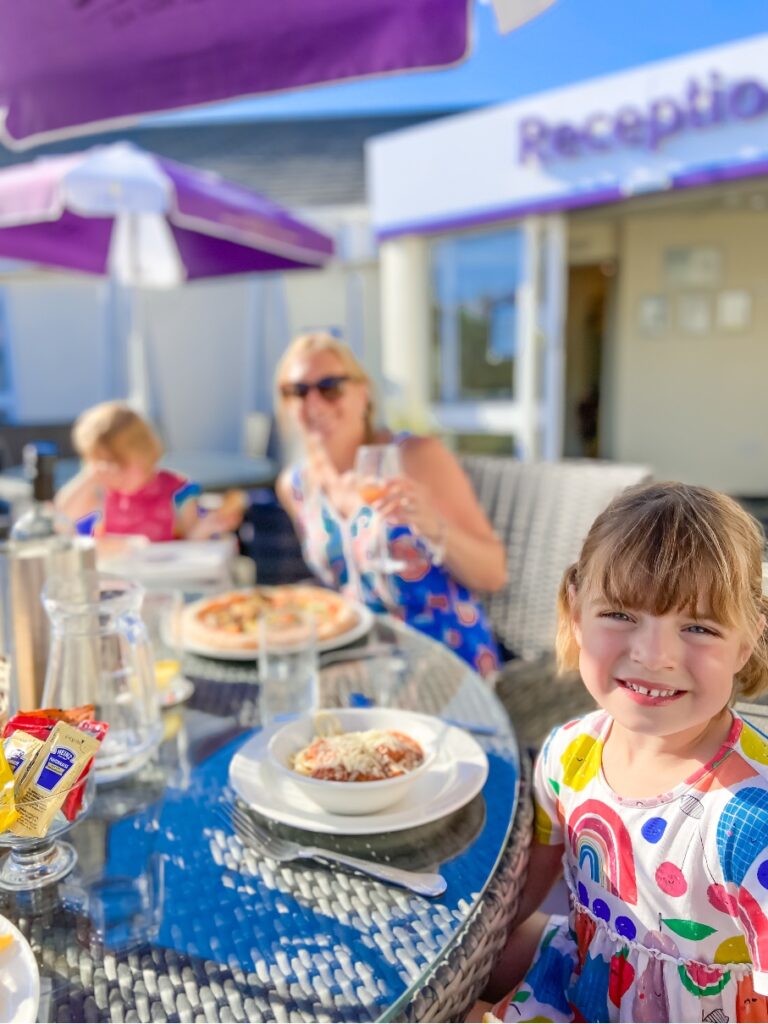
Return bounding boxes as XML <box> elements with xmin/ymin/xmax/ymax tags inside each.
<box><xmin>568</xmin><ymin>799</ymin><xmax>638</xmax><ymax>906</ymax></box>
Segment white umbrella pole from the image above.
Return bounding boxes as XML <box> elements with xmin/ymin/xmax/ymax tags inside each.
<box><xmin>123</xmin><ymin>213</ymin><xmax>151</xmax><ymax>417</ymax></box>
<box><xmin>126</xmin><ymin>287</ymin><xmax>151</xmax><ymax>417</ymax></box>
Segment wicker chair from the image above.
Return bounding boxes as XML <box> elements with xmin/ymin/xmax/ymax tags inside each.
<box><xmin>461</xmin><ymin>457</ymin><xmax>653</xmax><ymax>749</ymax></box>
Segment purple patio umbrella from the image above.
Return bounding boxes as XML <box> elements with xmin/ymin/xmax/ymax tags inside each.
<box><xmin>0</xmin><ymin>0</ymin><xmax>555</xmax><ymax>150</ymax></box>
<box><xmin>0</xmin><ymin>141</ymin><xmax>334</xmax><ymax>408</ymax></box>
<box><xmin>0</xmin><ymin>142</ymin><xmax>334</xmax><ymax>282</ymax></box>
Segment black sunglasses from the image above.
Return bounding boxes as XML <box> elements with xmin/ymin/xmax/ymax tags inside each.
<box><xmin>280</xmin><ymin>375</ymin><xmax>353</xmax><ymax>402</ymax></box>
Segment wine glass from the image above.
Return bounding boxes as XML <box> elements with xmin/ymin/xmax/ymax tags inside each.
<box><xmin>354</xmin><ymin>444</ymin><xmax>407</xmax><ymax>574</ymax></box>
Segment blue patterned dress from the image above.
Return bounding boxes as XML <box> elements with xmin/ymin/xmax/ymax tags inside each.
<box><xmin>288</xmin><ymin>465</ymin><xmax>500</xmax><ymax>677</ymax></box>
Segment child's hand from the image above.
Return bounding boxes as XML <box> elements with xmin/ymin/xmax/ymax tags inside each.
<box><xmin>185</xmin><ymin>490</ymin><xmax>247</xmax><ymax>539</ymax></box>
<box><xmin>85</xmin><ymin>457</ymin><xmax>124</xmax><ymax>491</ymax></box>
<box><xmin>215</xmin><ymin>490</ymin><xmax>247</xmax><ymax>531</ymax></box>
<box><xmin>461</xmin><ymin>1000</ymin><xmax>503</xmax><ymax>1023</ymax></box>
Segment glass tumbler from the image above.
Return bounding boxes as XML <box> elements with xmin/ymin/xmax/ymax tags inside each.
<box><xmin>141</xmin><ymin>589</ymin><xmax>193</xmax><ymax>708</ymax></box>
<box><xmin>258</xmin><ymin>609</ymin><xmax>319</xmax><ymax>727</ymax></box>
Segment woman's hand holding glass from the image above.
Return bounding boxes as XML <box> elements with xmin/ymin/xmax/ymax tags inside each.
<box><xmin>354</xmin><ymin>444</ymin><xmax>447</xmax><ymax>574</ymax></box>
<box><xmin>374</xmin><ymin>477</ymin><xmax>446</xmax><ymax>547</ymax></box>
<box><xmin>374</xmin><ymin>477</ymin><xmax>448</xmax><ymax>568</ymax></box>
<box><xmin>353</xmin><ymin>445</ymin><xmax>409</xmax><ymax>573</ymax></box>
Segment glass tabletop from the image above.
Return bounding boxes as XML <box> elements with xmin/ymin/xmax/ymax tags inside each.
<box><xmin>0</xmin><ymin>617</ymin><xmax>522</xmax><ymax>1023</ymax></box>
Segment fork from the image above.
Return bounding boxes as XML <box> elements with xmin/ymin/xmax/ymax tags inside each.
<box><xmin>215</xmin><ymin>803</ymin><xmax>447</xmax><ymax>897</ymax></box>
<box><xmin>318</xmin><ymin>643</ymin><xmax>405</xmax><ymax>668</ymax></box>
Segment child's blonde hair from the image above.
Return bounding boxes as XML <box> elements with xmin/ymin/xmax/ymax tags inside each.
<box><xmin>274</xmin><ymin>332</ymin><xmax>375</xmax><ymax>441</ymax></box>
<box><xmin>72</xmin><ymin>401</ymin><xmax>163</xmax><ymax>469</ymax></box>
<box><xmin>556</xmin><ymin>481</ymin><xmax>768</xmax><ymax>699</ymax></box>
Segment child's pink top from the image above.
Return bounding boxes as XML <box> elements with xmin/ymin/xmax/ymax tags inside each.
<box><xmin>102</xmin><ymin>469</ymin><xmax>188</xmax><ymax>541</ymax></box>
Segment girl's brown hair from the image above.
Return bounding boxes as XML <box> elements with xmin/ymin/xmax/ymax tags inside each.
<box><xmin>72</xmin><ymin>401</ymin><xmax>163</xmax><ymax>469</ymax></box>
<box><xmin>274</xmin><ymin>332</ymin><xmax>375</xmax><ymax>441</ymax></box>
<box><xmin>556</xmin><ymin>481</ymin><xmax>768</xmax><ymax>699</ymax></box>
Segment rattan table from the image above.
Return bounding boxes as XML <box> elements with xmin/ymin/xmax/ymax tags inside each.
<box><xmin>1</xmin><ymin>617</ymin><xmax>530</xmax><ymax>1023</ymax></box>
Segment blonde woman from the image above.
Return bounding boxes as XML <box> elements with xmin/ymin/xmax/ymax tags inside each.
<box><xmin>275</xmin><ymin>333</ymin><xmax>506</xmax><ymax>676</ymax></box>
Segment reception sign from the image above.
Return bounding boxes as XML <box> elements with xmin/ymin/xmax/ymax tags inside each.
<box><xmin>369</xmin><ymin>35</ymin><xmax>768</xmax><ymax>238</ymax></box>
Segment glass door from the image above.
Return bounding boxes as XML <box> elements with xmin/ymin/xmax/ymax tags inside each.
<box><xmin>428</xmin><ymin>215</ymin><xmax>566</xmax><ymax>460</ymax></box>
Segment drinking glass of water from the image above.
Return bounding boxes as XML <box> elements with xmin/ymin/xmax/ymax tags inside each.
<box><xmin>141</xmin><ymin>589</ymin><xmax>194</xmax><ymax>708</ymax></box>
<box><xmin>258</xmin><ymin>609</ymin><xmax>319</xmax><ymax>727</ymax></box>
<box><xmin>354</xmin><ymin>444</ymin><xmax>407</xmax><ymax>573</ymax></box>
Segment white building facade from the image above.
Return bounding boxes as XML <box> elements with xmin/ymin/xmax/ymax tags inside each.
<box><xmin>368</xmin><ymin>35</ymin><xmax>768</xmax><ymax>493</ymax></box>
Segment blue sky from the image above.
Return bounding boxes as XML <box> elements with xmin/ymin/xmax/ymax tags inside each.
<box><xmin>151</xmin><ymin>0</ymin><xmax>768</xmax><ymax>124</ymax></box>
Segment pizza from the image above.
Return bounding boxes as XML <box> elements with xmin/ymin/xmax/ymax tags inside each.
<box><xmin>181</xmin><ymin>584</ymin><xmax>360</xmax><ymax>651</ymax></box>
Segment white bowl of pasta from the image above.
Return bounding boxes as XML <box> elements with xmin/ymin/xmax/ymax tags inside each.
<box><xmin>266</xmin><ymin>707</ymin><xmax>441</xmax><ymax>815</ymax></box>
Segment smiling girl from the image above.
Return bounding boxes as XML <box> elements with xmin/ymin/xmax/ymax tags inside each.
<box><xmin>482</xmin><ymin>481</ymin><xmax>768</xmax><ymax>1023</ymax></box>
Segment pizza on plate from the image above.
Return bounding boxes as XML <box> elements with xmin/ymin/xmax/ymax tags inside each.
<box><xmin>182</xmin><ymin>584</ymin><xmax>360</xmax><ymax>651</ymax></box>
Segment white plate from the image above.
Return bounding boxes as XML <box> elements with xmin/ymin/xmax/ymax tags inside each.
<box><xmin>181</xmin><ymin>596</ymin><xmax>374</xmax><ymax>660</ymax></box>
<box><xmin>228</xmin><ymin>714</ymin><xmax>489</xmax><ymax>835</ymax></box>
<box><xmin>0</xmin><ymin>915</ymin><xmax>40</xmax><ymax>1024</ymax></box>
<box><xmin>99</xmin><ymin>538</ymin><xmax>236</xmax><ymax>584</ymax></box>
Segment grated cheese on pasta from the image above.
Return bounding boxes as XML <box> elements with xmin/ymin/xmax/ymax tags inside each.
<box><xmin>291</xmin><ymin>729</ymin><xmax>424</xmax><ymax>782</ymax></box>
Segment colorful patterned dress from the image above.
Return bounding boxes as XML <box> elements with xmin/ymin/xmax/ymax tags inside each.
<box><xmin>490</xmin><ymin>709</ymin><xmax>768</xmax><ymax>1023</ymax></box>
<box><xmin>288</xmin><ymin>465</ymin><xmax>500</xmax><ymax>677</ymax></box>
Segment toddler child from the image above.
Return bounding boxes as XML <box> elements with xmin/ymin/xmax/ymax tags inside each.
<box><xmin>56</xmin><ymin>401</ymin><xmax>244</xmax><ymax>541</ymax></box>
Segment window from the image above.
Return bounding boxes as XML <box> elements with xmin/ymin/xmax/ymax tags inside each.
<box><xmin>430</xmin><ymin>228</ymin><xmax>523</xmax><ymax>402</ymax></box>
<box><xmin>450</xmin><ymin>432</ymin><xmax>517</xmax><ymax>456</ymax></box>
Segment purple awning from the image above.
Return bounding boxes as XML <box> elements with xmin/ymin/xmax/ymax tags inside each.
<box><xmin>0</xmin><ymin>0</ymin><xmax>472</xmax><ymax>149</ymax></box>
